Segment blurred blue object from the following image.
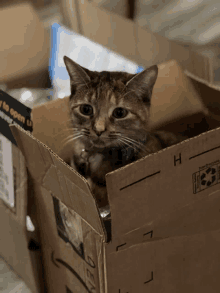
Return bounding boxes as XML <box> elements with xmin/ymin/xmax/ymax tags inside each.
<box><xmin>49</xmin><ymin>23</ymin><xmax>144</xmax><ymax>99</ymax></box>
<box><xmin>136</xmin><ymin>66</ymin><xmax>144</xmax><ymax>73</ymax></box>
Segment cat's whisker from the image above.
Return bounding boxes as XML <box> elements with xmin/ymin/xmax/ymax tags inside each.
<box><xmin>118</xmin><ymin>138</ymin><xmax>138</xmax><ymax>153</ymax></box>
<box><xmin>120</xmin><ymin>136</ymin><xmax>139</xmax><ymax>148</ymax></box>
<box><xmin>120</xmin><ymin>137</ymin><xmax>141</xmax><ymax>153</ymax></box>
<box><xmin>62</xmin><ymin>135</ymin><xmax>83</xmax><ymax>147</ymax></box>
<box><xmin>113</xmin><ymin>134</ymin><xmax>133</xmax><ymax>148</ymax></box>
<box><xmin>121</xmin><ymin>136</ymin><xmax>147</xmax><ymax>154</ymax></box>
<box><xmin>60</xmin><ymin>128</ymin><xmax>89</xmax><ymax>139</ymax></box>
<box><xmin>119</xmin><ymin>138</ymin><xmax>136</xmax><ymax>151</ymax></box>
<box><xmin>61</xmin><ymin>133</ymin><xmax>82</xmax><ymax>144</ymax></box>
<box><xmin>54</xmin><ymin>126</ymin><xmax>82</xmax><ymax>138</ymax></box>
<box><xmin>117</xmin><ymin>139</ymin><xmax>125</xmax><ymax>149</ymax></box>
<box><xmin>120</xmin><ymin>135</ymin><xmax>147</xmax><ymax>152</ymax></box>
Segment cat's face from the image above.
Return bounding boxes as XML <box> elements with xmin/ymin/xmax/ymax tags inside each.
<box><xmin>64</xmin><ymin>56</ymin><xmax>158</xmax><ymax>151</ymax></box>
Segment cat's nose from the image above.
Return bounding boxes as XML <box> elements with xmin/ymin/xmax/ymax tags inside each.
<box><xmin>95</xmin><ymin>130</ymin><xmax>104</xmax><ymax>137</ymax></box>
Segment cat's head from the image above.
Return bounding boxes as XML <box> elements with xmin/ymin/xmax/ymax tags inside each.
<box><xmin>64</xmin><ymin>56</ymin><xmax>158</xmax><ymax>151</ymax></box>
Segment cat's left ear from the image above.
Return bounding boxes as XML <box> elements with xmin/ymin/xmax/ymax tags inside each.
<box><xmin>126</xmin><ymin>65</ymin><xmax>158</xmax><ymax>101</ymax></box>
<box><xmin>64</xmin><ymin>56</ymin><xmax>91</xmax><ymax>93</ymax></box>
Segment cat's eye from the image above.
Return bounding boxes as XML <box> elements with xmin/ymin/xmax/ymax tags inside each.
<box><xmin>112</xmin><ymin>107</ymin><xmax>128</xmax><ymax>119</ymax></box>
<box><xmin>80</xmin><ymin>104</ymin><xmax>93</xmax><ymax>116</ymax></box>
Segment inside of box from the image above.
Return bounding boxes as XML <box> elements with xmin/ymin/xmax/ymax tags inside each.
<box><xmin>31</xmin><ymin>59</ymin><xmax>220</xmax><ymax>243</ymax></box>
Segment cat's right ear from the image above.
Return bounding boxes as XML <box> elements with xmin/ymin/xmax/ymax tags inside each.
<box><xmin>64</xmin><ymin>56</ymin><xmax>91</xmax><ymax>93</ymax></box>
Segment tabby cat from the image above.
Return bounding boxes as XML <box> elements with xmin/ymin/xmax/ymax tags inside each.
<box><xmin>63</xmin><ymin>56</ymin><xmax>181</xmax><ymax>211</ymax></box>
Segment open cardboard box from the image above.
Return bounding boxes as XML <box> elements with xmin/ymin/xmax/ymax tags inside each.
<box><xmin>9</xmin><ymin>101</ymin><xmax>220</xmax><ymax>292</ymax></box>
<box><xmin>1</xmin><ymin>2</ymin><xmax>220</xmax><ymax>291</ymax></box>
<box><xmin>1</xmin><ymin>58</ymin><xmax>220</xmax><ymax>292</ymax></box>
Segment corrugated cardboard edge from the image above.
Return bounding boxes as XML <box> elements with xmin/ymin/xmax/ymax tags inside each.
<box><xmin>10</xmin><ymin>124</ymin><xmax>107</xmax><ymax>242</ymax></box>
<box><xmin>61</xmin><ymin>0</ymin><xmax>190</xmax><ymax>69</ymax></box>
<box><xmin>62</xmin><ymin>0</ymin><xmax>220</xmax><ymax>90</ymax></box>
<box><xmin>0</xmin><ymin>142</ymin><xmax>44</xmax><ymax>293</ymax></box>
<box><xmin>185</xmin><ymin>69</ymin><xmax>220</xmax><ymax>91</ymax></box>
<box><xmin>11</xmin><ymin>124</ymin><xmax>108</xmax><ymax>292</ymax></box>
<box><xmin>106</xmin><ymin>125</ymin><xmax>220</xmax><ymax>178</ymax></box>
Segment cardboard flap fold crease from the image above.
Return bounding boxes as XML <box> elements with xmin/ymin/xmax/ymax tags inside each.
<box><xmin>10</xmin><ymin>124</ymin><xmax>105</xmax><ymax>240</ymax></box>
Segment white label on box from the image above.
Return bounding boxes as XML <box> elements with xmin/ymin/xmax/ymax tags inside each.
<box><xmin>0</xmin><ymin>134</ymin><xmax>14</xmax><ymax>207</ymax></box>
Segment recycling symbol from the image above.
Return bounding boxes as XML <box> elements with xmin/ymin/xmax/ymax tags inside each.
<box><xmin>200</xmin><ymin>167</ymin><xmax>216</xmax><ymax>187</ymax></box>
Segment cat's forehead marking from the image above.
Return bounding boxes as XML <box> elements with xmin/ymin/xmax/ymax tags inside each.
<box><xmin>109</xmin><ymin>93</ymin><xmax>117</xmax><ymax>105</ymax></box>
<box><xmin>91</xmin><ymin>91</ymin><xmax>97</xmax><ymax>103</ymax></box>
<box><xmin>106</xmin><ymin>90</ymin><xmax>111</xmax><ymax>100</ymax></box>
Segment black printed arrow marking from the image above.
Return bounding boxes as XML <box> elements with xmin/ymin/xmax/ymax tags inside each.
<box><xmin>144</xmin><ymin>271</ymin><xmax>153</xmax><ymax>284</ymax></box>
<box><xmin>120</xmin><ymin>171</ymin><xmax>160</xmax><ymax>191</ymax></box>
<box><xmin>116</xmin><ymin>243</ymin><xmax>127</xmax><ymax>251</ymax></box>
<box><xmin>143</xmin><ymin>230</ymin><xmax>153</xmax><ymax>238</ymax></box>
<box><xmin>51</xmin><ymin>251</ymin><xmax>92</xmax><ymax>293</ymax></box>
<box><xmin>189</xmin><ymin>145</ymin><xmax>220</xmax><ymax>160</ymax></box>
<box><xmin>51</xmin><ymin>251</ymin><xmax>60</xmax><ymax>268</ymax></box>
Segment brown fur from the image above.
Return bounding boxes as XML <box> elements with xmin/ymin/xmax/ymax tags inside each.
<box><xmin>63</xmin><ymin>56</ymin><xmax>182</xmax><ymax>209</ymax></box>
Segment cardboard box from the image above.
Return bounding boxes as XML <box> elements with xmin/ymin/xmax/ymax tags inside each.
<box><xmin>61</xmin><ymin>0</ymin><xmax>190</xmax><ymax>70</ymax></box>
<box><xmin>0</xmin><ymin>3</ymin><xmax>49</xmax><ymax>85</ymax></box>
<box><xmin>0</xmin><ymin>59</ymin><xmax>215</xmax><ymax>292</ymax></box>
<box><xmin>10</xmin><ymin>107</ymin><xmax>220</xmax><ymax>292</ymax></box>
<box><xmin>1</xmin><ymin>2</ymin><xmax>220</xmax><ymax>290</ymax></box>
<box><xmin>0</xmin><ymin>140</ymin><xmax>45</xmax><ymax>293</ymax></box>
<box><xmin>61</xmin><ymin>0</ymin><xmax>220</xmax><ymax>90</ymax></box>
<box><xmin>0</xmin><ymin>91</ymin><xmax>45</xmax><ymax>293</ymax></box>
<box><xmin>184</xmin><ymin>45</ymin><xmax>220</xmax><ymax>90</ymax></box>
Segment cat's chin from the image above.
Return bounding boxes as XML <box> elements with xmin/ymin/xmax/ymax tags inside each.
<box><xmin>85</xmin><ymin>139</ymin><xmax>115</xmax><ymax>151</ymax></box>
<box><xmin>91</xmin><ymin>141</ymin><xmax>107</xmax><ymax>150</ymax></box>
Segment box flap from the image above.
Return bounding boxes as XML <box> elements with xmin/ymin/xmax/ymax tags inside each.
<box><xmin>62</xmin><ymin>0</ymin><xmax>220</xmax><ymax>89</ymax></box>
<box><xmin>106</xmin><ymin>126</ymin><xmax>220</xmax><ymax>240</ymax></box>
<box><xmin>185</xmin><ymin>46</ymin><xmax>220</xmax><ymax>90</ymax></box>
<box><xmin>63</xmin><ymin>0</ymin><xmax>190</xmax><ymax>69</ymax></box>
<box><xmin>32</xmin><ymin>96</ymin><xmax>73</xmax><ymax>163</ymax></box>
<box><xmin>10</xmin><ymin>124</ymin><xmax>105</xmax><ymax>239</ymax></box>
<box><xmin>107</xmin><ymin>189</ymin><xmax>220</xmax><ymax>253</ymax></box>
<box><xmin>106</xmin><ymin>229</ymin><xmax>220</xmax><ymax>292</ymax></box>
<box><xmin>32</xmin><ymin>184</ymin><xmax>105</xmax><ymax>293</ymax></box>
<box><xmin>150</xmin><ymin>60</ymin><xmax>206</xmax><ymax>129</ymax></box>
